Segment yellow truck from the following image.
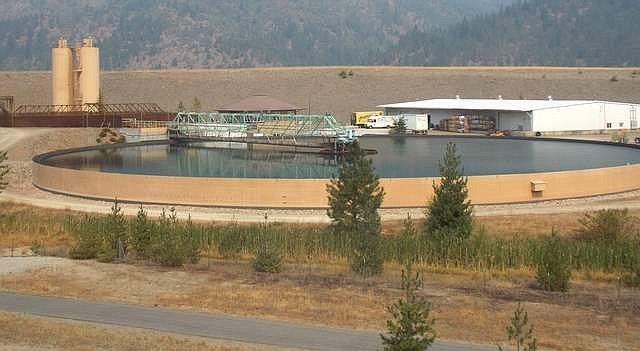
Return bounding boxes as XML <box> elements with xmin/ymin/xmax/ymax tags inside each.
<box><xmin>351</xmin><ymin>111</ymin><xmax>383</xmax><ymax>127</ymax></box>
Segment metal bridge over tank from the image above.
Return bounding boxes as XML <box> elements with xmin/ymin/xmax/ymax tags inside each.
<box><xmin>167</xmin><ymin>112</ymin><xmax>356</xmax><ymax>150</ymax></box>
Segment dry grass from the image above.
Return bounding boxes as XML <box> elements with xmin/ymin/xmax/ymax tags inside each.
<box><xmin>0</xmin><ymin>258</ymin><xmax>637</xmax><ymax>351</ymax></box>
<box><xmin>2</xmin><ymin>67</ymin><xmax>639</xmax><ymax>122</ymax></box>
<box><xmin>0</xmin><ymin>202</ymin><xmax>74</xmax><ymax>252</ymax></box>
<box><xmin>0</xmin><ymin>312</ymin><xmax>286</xmax><ymax>351</ymax></box>
<box><xmin>382</xmin><ymin>208</ymin><xmax>640</xmax><ymax>238</ymax></box>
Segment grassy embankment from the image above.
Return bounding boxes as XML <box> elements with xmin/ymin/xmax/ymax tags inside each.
<box><xmin>1</xmin><ymin>202</ymin><xmax>638</xmax><ymax>282</ymax></box>
<box><xmin>1</xmin><ymin>202</ymin><xmax>639</xmax><ymax>351</ymax></box>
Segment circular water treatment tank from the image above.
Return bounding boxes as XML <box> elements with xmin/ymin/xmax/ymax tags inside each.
<box><xmin>33</xmin><ymin>136</ymin><xmax>640</xmax><ymax>208</ymax></box>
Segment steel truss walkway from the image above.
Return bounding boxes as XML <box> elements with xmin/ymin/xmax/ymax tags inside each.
<box><xmin>167</xmin><ymin>112</ymin><xmax>356</xmax><ymax>150</ymax></box>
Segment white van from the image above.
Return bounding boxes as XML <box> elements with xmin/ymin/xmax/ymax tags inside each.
<box><xmin>366</xmin><ymin>115</ymin><xmax>396</xmax><ymax>129</ymax></box>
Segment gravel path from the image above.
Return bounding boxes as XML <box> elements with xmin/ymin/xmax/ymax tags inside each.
<box><xmin>0</xmin><ymin>257</ymin><xmax>70</xmax><ymax>275</ymax></box>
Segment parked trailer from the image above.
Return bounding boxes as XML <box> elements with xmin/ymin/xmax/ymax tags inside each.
<box><xmin>402</xmin><ymin>114</ymin><xmax>429</xmax><ymax>133</ymax></box>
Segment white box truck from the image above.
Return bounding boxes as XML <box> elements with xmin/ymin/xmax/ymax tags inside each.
<box><xmin>403</xmin><ymin>114</ymin><xmax>429</xmax><ymax>133</ymax></box>
<box><xmin>366</xmin><ymin>115</ymin><xmax>396</xmax><ymax>128</ymax></box>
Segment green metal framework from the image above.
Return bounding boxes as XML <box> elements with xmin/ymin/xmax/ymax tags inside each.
<box><xmin>167</xmin><ymin>112</ymin><xmax>356</xmax><ymax>146</ymax></box>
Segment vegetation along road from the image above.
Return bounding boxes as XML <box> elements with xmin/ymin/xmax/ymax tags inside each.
<box><xmin>0</xmin><ymin>291</ymin><xmax>494</xmax><ymax>351</ymax></box>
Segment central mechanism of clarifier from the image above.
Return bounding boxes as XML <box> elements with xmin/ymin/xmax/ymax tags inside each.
<box><xmin>167</xmin><ymin>111</ymin><xmax>359</xmax><ymax>154</ymax></box>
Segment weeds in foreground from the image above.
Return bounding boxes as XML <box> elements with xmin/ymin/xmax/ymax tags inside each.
<box><xmin>498</xmin><ymin>302</ymin><xmax>537</xmax><ymax>351</ymax></box>
<box><xmin>381</xmin><ymin>263</ymin><xmax>436</xmax><ymax>351</ymax></box>
<box><xmin>62</xmin><ymin>206</ymin><xmax>640</xmax><ymax>277</ymax></box>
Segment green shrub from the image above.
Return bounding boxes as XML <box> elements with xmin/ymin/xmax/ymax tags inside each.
<box><xmin>536</xmin><ymin>234</ymin><xmax>572</xmax><ymax>292</ymax></box>
<box><xmin>338</xmin><ymin>70</ymin><xmax>348</xmax><ymax>79</ymax></box>
<box><xmin>381</xmin><ymin>263</ymin><xmax>436</xmax><ymax>351</ymax></box>
<box><xmin>131</xmin><ymin>205</ymin><xmax>153</xmax><ymax>259</ymax></box>
<box><xmin>148</xmin><ymin>209</ymin><xmax>201</xmax><ymax>267</ymax></box>
<box><xmin>252</xmin><ymin>239</ymin><xmax>283</xmax><ymax>273</ymax></box>
<box><xmin>499</xmin><ymin>302</ymin><xmax>537</xmax><ymax>351</ymax></box>
<box><xmin>398</xmin><ymin>217</ymin><xmax>419</xmax><ymax>265</ymax></box>
<box><xmin>0</xmin><ymin>151</ymin><xmax>7</xmax><ymax>194</ymax></box>
<box><xmin>622</xmin><ymin>243</ymin><xmax>640</xmax><ymax>287</ymax></box>
<box><xmin>181</xmin><ymin>217</ymin><xmax>201</xmax><ymax>264</ymax></box>
<box><xmin>576</xmin><ymin>209</ymin><xmax>637</xmax><ymax>242</ymax></box>
<box><xmin>96</xmin><ymin>200</ymin><xmax>129</xmax><ymax>263</ymax></box>
<box><xmin>218</xmin><ymin>229</ymin><xmax>243</xmax><ymax>259</ymax></box>
<box><xmin>349</xmin><ymin>230</ymin><xmax>384</xmax><ymax>278</ymax></box>
<box><xmin>68</xmin><ymin>215</ymin><xmax>103</xmax><ymax>259</ymax></box>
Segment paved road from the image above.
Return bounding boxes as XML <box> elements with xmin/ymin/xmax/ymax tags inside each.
<box><xmin>0</xmin><ymin>292</ymin><xmax>494</xmax><ymax>351</ymax></box>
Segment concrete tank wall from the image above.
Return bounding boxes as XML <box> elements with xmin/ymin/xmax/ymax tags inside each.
<box><xmin>51</xmin><ymin>39</ymin><xmax>74</xmax><ymax>106</ymax></box>
<box><xmin>33</xmin><ymin>162</ymin><xmax>640</xmax><ymax>208</ymax></box>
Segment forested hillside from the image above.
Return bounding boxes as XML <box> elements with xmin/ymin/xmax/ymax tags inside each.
<box><xmin>390</xmin><ymin>0</ymin><xmax>640</xmax><ymax>66</ymax></box>
<box><xmin>1</xmin><ymin>0</ymin><xmax>636</xmax><ymax>69</ymax></box>
<box><xmin>0</xmin><ymin>0</ymin><xmax>511</xmax><ymax>69</ymax></box>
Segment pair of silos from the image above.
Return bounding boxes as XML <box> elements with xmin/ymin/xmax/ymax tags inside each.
<box><xmin>52</xmin><ymin>36</ymin><xmax>100</xmax><ymax>110</ymax></box>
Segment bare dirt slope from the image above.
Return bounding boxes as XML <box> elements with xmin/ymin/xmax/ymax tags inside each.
<box><xmin>2</xmin><ymin>67</ymin><xmax>639</xmax><ymax>122</ymax></box>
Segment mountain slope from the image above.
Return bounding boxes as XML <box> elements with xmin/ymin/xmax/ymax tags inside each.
<box><xmin>0</xmin><ymin>0</ymin><xmax>513</xmax><ymax>69</ymax></box>
<box><xmin>389</xmin><ymin>0</ymin><xmax>640</xmax><ymax>66</ymax></box>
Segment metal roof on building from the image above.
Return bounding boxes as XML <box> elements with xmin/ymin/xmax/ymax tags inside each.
<box><xmin>378</xmin><ymin>99</ymin><xmax>603</xmax><ymax>112</ymax></box>
<box><xmin>218</xmin><ymin>94</ymin><xmax>303</xmax><ymax>113</ymax></box>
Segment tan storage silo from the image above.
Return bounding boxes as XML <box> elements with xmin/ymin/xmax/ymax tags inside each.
<box><xmin>79</xmin><ymin>37</ymin><xmax>100</xmax><ymax>109</ymax></box>
<box><xmin>51</xmin><ymin>37</ymin><xmax>74</xmax><ymax>106</ymax></box>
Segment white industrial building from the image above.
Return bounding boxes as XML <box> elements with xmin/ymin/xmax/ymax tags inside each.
<box><xmin>379</xmin><ymin>98</ymin><xmax>639</xmax><ymax>134</ymax></box>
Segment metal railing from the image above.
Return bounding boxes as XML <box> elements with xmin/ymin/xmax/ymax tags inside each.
<box><xmin>121</xmin><ymin>118</ymin><xmax>169</xmax><ymax>128</ymax></box>
<box><xmin>13</xmin><ymin>103</ymin><xmax>166</xmax><ymax>114</ymax></box>
<box><xmin>168</xmin><ymin>112</ymin><xmax>356</xmax><ymax>146</ymax></box>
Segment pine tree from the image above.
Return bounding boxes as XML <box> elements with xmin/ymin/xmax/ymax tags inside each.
<box><xmin>131</xmin><ymin>205</ymin><xmax>153</xmax><ymax>260</ymax></box>
<box><xmin>327</xmin><ymin>141</ymin><xmax>385</xmax><ymax>277</ymax></box>
<box><xmin>499</xmin><ymin>303</ymin><xmax>537</xmax><ymax>351</ymax></box>
<box><xmin>177</xmin><ymin>101</ymin><xmax>185</xmax><ymax>112</ymax></box>
<box><xmin>392</xmin><ymin>117</ymin><xmax>408</xmax><ymax>135</ymax></box>
<box><xmin>399</xmin><ymin>215</ymin><xmax>419</xmax><ymax>265</ymax></box>
<box><xmin>97</xmin><ymin>199</ymin><xmax>129</xmax><ymax>262</ymax></box>
<box><xmin>425</xmin><ymin>142</ymin><xmax>473</xmax><ymax>241</ymax></box>
<box><xmin>0</xmin><ymin>151</ymin><xmax>8</xmax><ymax>194</ymax></box>
<box><xmin>381</xmin><ymin>263</ymin><xmax>436</xmax><ymax>351</ymax></box>
<box><xmin>191</xmin><ymin>97</ymin><xmax>202</xmax><ymax>112</ymax></box>
<box><xmin>536</xmin><ymin>232</ymin><xmax>571</xmax><ymax>292</ymax></box>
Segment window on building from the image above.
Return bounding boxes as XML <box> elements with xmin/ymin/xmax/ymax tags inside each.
<box><xmin>620</xmin><ymin>122</ymin><xmax>625</xmax><ymax>127</ymax></box>
<box><xmin>607</xmin><ymin>122</ymin><xmax>612</xmax><ymax>128</ymax></box>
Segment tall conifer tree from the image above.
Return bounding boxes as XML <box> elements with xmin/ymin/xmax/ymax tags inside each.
<box><xmin>327</xmin><ymin>141</ymin><xmax>385</xmax><ymax>277</ymax></box>
<box><xmin>425</xmin><ymin>142</ymin><xmax>472</xmax><ymax>241</ymax></box>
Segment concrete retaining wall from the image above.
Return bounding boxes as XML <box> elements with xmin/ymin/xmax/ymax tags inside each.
<box><xmin>32</xmin><ymin>162</ymin><xmax>640</xmax><ymax>208</ymax></box>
